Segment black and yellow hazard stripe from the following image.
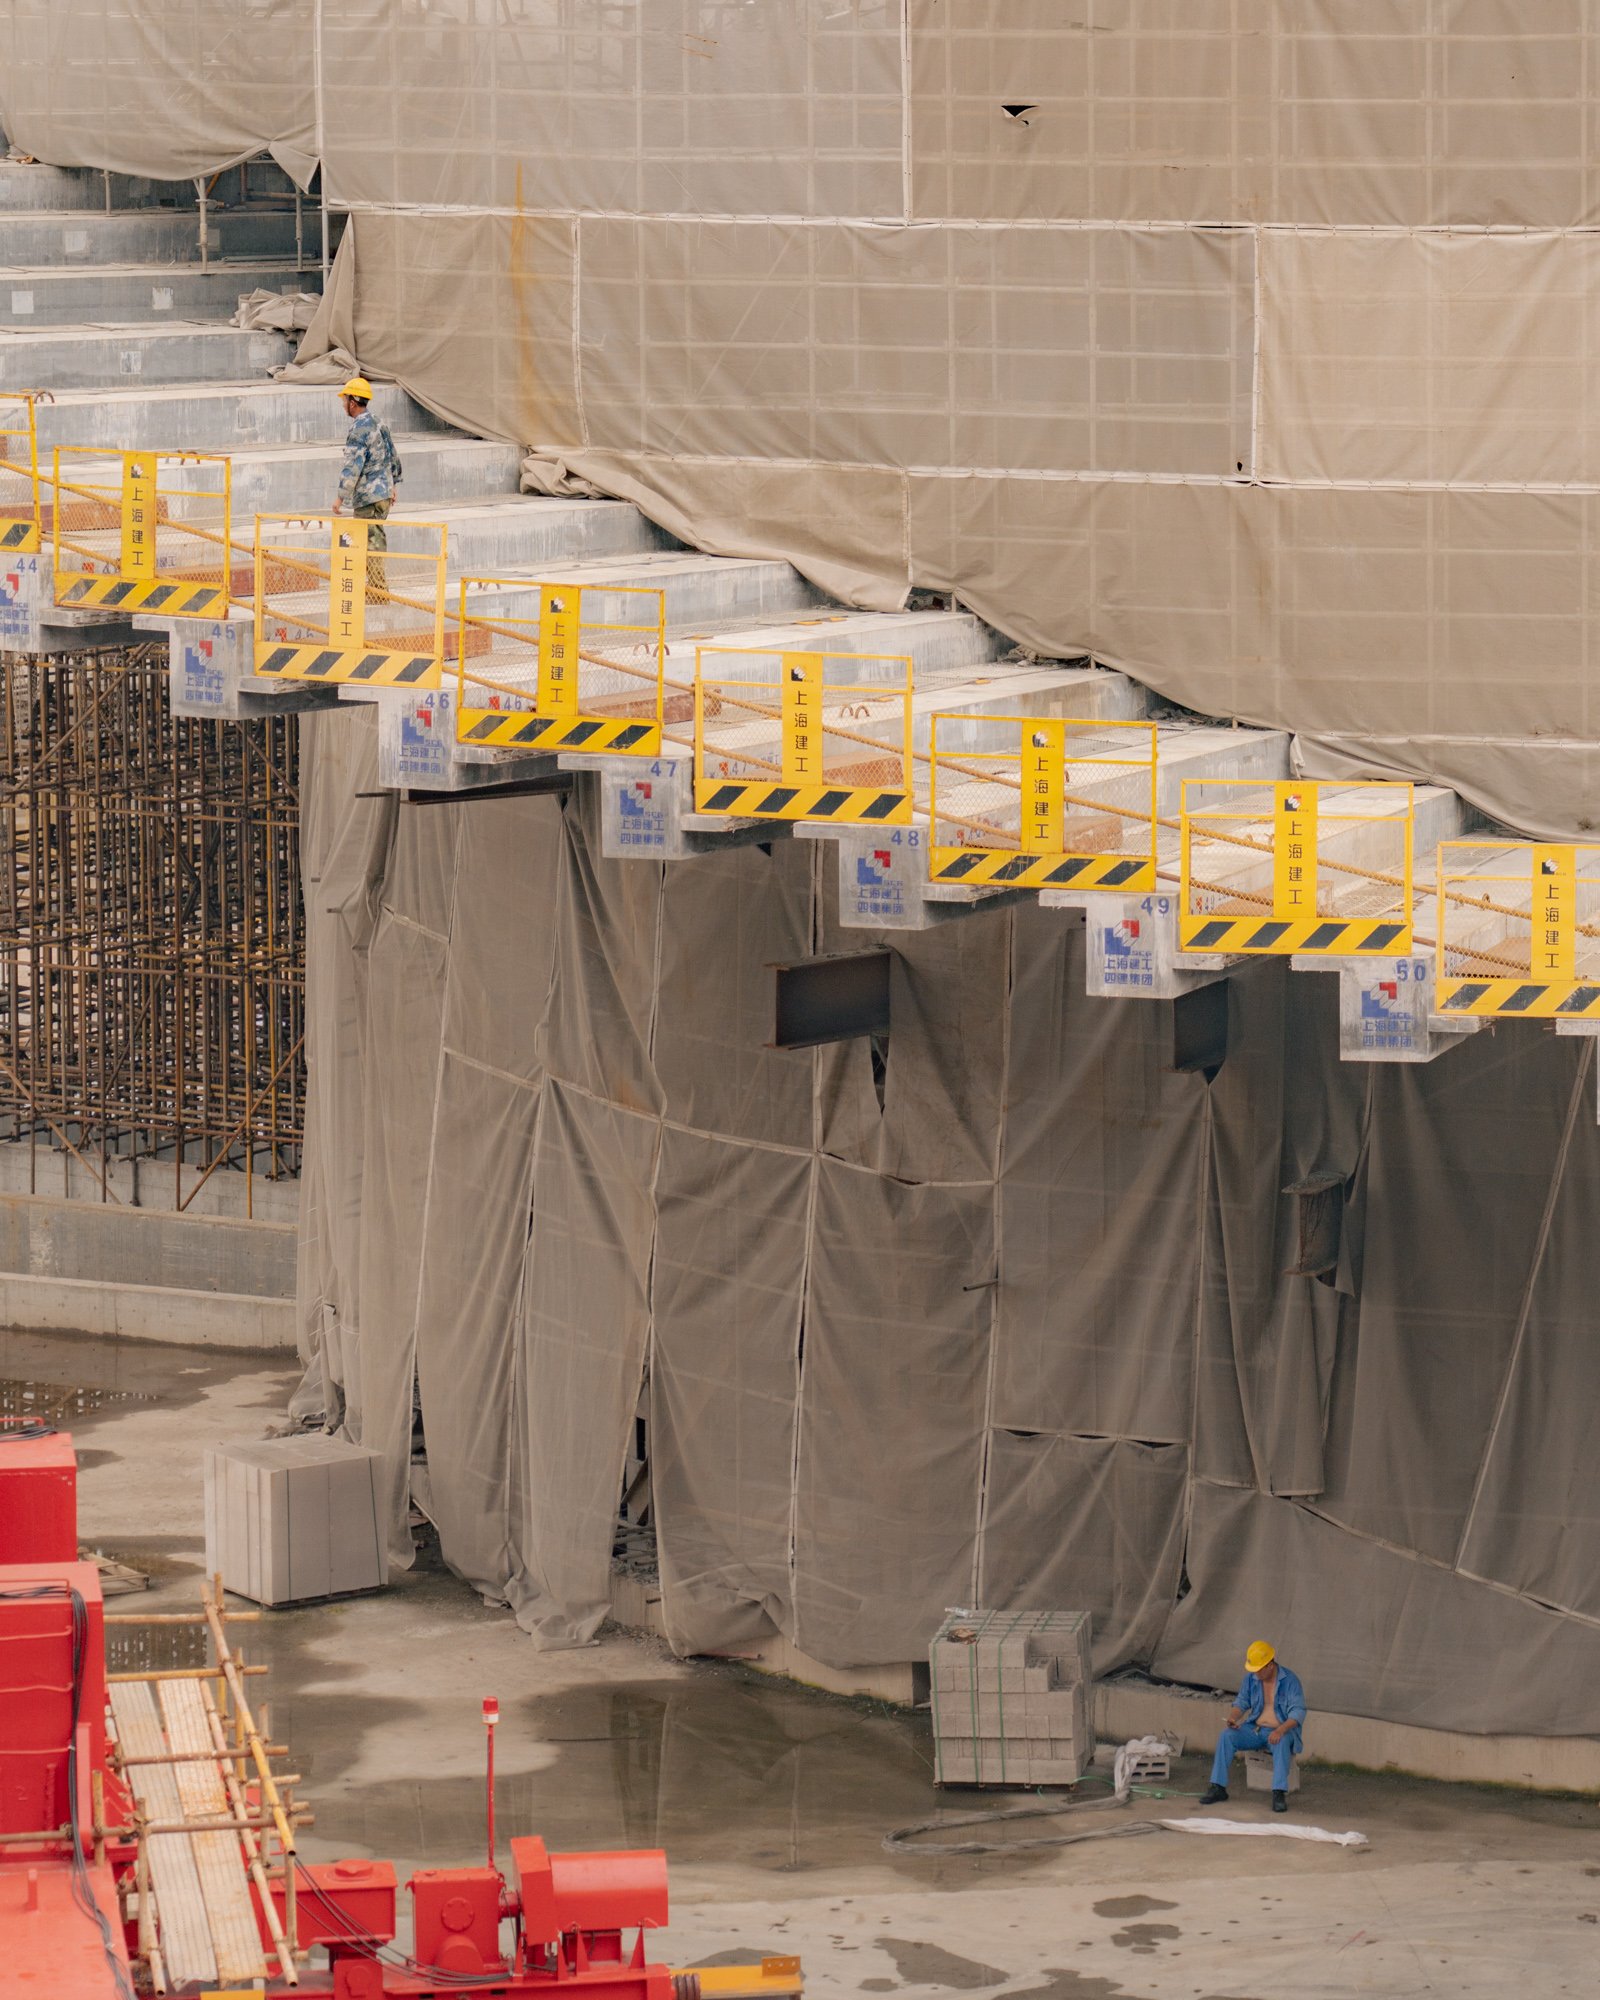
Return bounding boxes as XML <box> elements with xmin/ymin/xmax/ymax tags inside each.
<box><xmin>456</xmin><ymin>709</ymin><xmax>661</xmax><ymax>754</ymax></box>
<box><xmin>1436</xmin><ymin>977</ymin><xmax>1600</xmax><ymax>1020</ymax></box>
<box><xmin>929</xmin><ymin>847</ymin><xmax>1155</xmax><ymax>891</ymax></box>
<box><xmin>55</xmin><ymin>573</ymin><xmax>225</xmax><ymax>615</ymax></box>
<box><xmin>253</xmin><ymin>643</ymin><xmax>441</xmax><ymax>687</ymax></box>
<box><xmin>0</xmin><ymin>518</ymin><xmax>37</xmax><ymax>552</ymax></box>
<box><xmin>1179</xmin><ymin>915</ymin><xmax>1412</xmax><ymax>956</ymax></box>
<box><xmin>694</xmin><ymin>779</ymin><xmax>912</xmax><ymax>824</ymax></box>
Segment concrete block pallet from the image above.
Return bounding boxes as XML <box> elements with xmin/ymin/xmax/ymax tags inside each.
<box><xmin>930</xmin><ymin>1607</ymin><xmax>1093</xmax><ymax>1788</ymax></box>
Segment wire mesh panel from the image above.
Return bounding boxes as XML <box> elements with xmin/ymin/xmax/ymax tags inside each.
<box><xmin>52</xmin><ymin>449</ymin><xmax>232</xmax><ymax>615</ymax></box>
<box><xmin>454</xmin><ymin>580</ymin><xmax>666</xmax><ymax>754</ymax></box>
<box><xmin>0</xmin><ymin>395</ymin><xmax>39</xmax><ymax>553</ymax></box>
<box><xmin>694</xmin><ymin>648</ymin><xmax>913</xmax><ymax>824</ymax></box>
<box><xmin>253</xmin><ymin>514</ymin><xmax>448</xmax><ymax>687</ymax></box>
<box><xmin>1180</xmin><ymin>779</ymin><xmax>1414</xmax><ymax>955</ymax></box>
<box><xmin>928</xmin><ymin>716</ymin><xmax>1157</xmax><ymax>891</ymax></box>
<box><xmin>1435</xmin><ymin>841</ymin><xmax>1600</xmax><ymax>1018</ymax></box>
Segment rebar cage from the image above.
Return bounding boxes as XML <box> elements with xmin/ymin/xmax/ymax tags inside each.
<box><xmin>1435</xmin><ymin>840</ymin><xmax>1600</xmax><ymax>1018</ymax></box>
<box><xmin>252</xmin><ymin>513</ymin><xmax>448</xmax><ymax>687</ymax></box>
<box><xmin>454</xmin><ymin>578</ymin><xmax>667</xmax><ymax>753</ymax></box>
<box><xmin>0</xmin><ymin>394</ymin><xmax>39</xmax><ymax>553</ymax></box>
<box><xmin>52</xmin><ymin>447</ymin><xmax>231</xmax><ymax>615</ymax></box>
<box><xmin>928</xmin><ymin>715</ymin><xmax>1158</xmax><ymax>890</ymax></box>
<box><xmin>0</xmin><ymin>648</ymin><xmax>303</xmax><ymax>1208</ymax></box>
<box><xmin>1180</xmin><ymin>778</ymin><xmax>1415</xmax><ymax>956</ymax></box>
<box><xmin>694</xmin><ymin>647</ymin><xmax>914</xmax><ymax>824</ymax></box>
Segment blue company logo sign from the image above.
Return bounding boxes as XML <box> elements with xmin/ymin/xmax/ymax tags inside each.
<box><xmin>1101</xmin><ymin>898</ymin><xmax>1165</xmax><ymax>989</ymax></box>
<box><xmin>615</xmin><ymin>771</ymin><xmax>667</xmax><ymax>850</ymax></box>
<box><xmin>1358</xmin><ymin>960</ymin><xmax>1428</xmax><ymax>1050</ymax></box>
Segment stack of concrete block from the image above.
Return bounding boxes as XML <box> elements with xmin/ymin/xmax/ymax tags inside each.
<box><xmin>204</xmin><ymin>1434</ymin><xmax>385</xmax><ymax>1607</ymax></box>
<box><xmin>929</xmin><ymin>1608</ymin><xmax>1092</xmax><ymax>1787</ymax></box>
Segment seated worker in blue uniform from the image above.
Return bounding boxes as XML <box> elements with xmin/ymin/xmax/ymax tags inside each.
<box><xmin>1200</xmin><ymin>1640</ymin><xmax>1306</xmax><ymax>1814</ymax></box>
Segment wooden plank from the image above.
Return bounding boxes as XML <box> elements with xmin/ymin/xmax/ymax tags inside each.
<box><xmin>108</xmin><ymin>1682</ymin><xmax>218</xmax><ymax>1989</ymax></box>
<box><xmin>159</xmin><ymin>1679</ymin><xmax>267</xmax><ymax>1984</ymax></box>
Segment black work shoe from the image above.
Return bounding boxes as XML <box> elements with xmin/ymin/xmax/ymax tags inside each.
<box><xmin>1272</xmin><ymin>1789</ymin><xmax>1288</xmax><ymax>1813</ymax></box>
<box><xmin>1199</xmin><ymin>1784</ymin><xmax>1229</xmax><ymax>1805</ymax></box>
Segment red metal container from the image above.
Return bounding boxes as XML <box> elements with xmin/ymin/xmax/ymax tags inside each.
<box><xmin>0</xmin><ymin>1432</ymin><xmax>78</xmax><ymax>1563</ymax></box>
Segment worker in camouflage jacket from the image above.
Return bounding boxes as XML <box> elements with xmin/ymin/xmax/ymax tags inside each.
<box><xmin>334</xmin><ymin>375</ymin><xmax>403</xmax><ymax>595</ymax></box>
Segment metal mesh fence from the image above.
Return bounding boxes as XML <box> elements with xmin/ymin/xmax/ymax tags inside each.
<box><xmin>694</xmin><ymin>647</ymin><xmax>913</xmax><ymax>823</ymax></box>
<box><xmin>455</xmin><ymin>579</ymin><xmax>666</xmax><ymax>753</ymax></box>
<box><xmin>1180</xmin><ymin>779</ymin><xmax>1414</xmax><ymax>955</ymax></box>
<box><xmin>0</xmin><ymin>395</ymin><xmax>39</xmax><ymax>554</ymax></box>
<box><xmin>51</xmin><ymin>448</ymin><xmax>232</xmax><ymax>614</ymax></box>
<box><xmin>1436</xmin><ymin>840</ymin><xmax>1600</xmax><ymax>1018</ymax></box>
<box><xmin>928</xmin><ymin>716</ymin><xmax>1157</xmax><ymax>890</ymax></box>
<box><xmin>253</xmin><ymin>514</ymin><xmax>447</xmax><ymax>686</ymax></box>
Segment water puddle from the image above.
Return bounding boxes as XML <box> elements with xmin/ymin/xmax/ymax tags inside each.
<box><xmin>254</xmin><ymin>1657</ymin><xmax>1050</xmax><ymax>1884</ymax></box>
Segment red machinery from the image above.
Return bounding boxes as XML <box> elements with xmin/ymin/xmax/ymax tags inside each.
<box><xmin>0</xmin><ymin>1423</ymin><xmax>740</xmax><ymax>2000</ymax></box>
<box><xmin>277</xmin><ymin>1839</ymin><xmax>688</xmax><ymax>1999</ymax></box>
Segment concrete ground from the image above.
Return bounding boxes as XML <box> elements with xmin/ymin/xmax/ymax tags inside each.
<box><xmin>9</xmin><ymin>1326</ymin><xmax>1598</xmax><ymax>2000</ymax></box>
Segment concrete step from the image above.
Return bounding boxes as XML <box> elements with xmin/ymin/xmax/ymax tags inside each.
<box><xmin>0</xmin><ymin>262</ymin><xmax>322</xmax><ymax>328</ymax></box>
<box><xmin>0</xmin><ymin>322</ymin><xmax>295</xmax><ymax>392</ymax></box>
<box><xmin>32</xmin><ymin>379</ymin><xmax>449</xmax><ymax>452</ymax></box>
<box><xmin>453</xmin><ymin>548</ymin><xmax>826</xmax><ymax>645</ymax></box>
<box><xmin>0</xmin><ymin>206</ymin><xmax>307</xmax><ymax>267</ymax></box>
<box><xmin>0</xmin><ymin>160</ymin><xmax>198</xmax><ymax>212</ymax></box>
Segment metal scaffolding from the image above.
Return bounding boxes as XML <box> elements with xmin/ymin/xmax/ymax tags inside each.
<box><xmin>0</xmin><ymin>645</ymin><xmax>302</xmax><ymax>1210</ymax></box>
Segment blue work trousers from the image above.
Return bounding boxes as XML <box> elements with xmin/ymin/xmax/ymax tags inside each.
<box><xmin>1211</xmin><ymin>1723</ymin><xmax>1294</xmax><ymax>1789</ymax></box>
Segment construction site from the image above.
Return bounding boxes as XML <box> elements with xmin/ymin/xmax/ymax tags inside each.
<box><xmin>1</xmin><ymin>7</ymin><xmax>1599</xmax><ymax>1997</ymax></box>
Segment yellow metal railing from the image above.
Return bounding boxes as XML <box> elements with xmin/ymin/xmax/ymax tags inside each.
<box><xmin>0</xmin><ymin>394</ymin><xmax>40</xmax><ymax>553</ymax></box>
<box><xmin>1179</xmin><ymin>779</ymin><xmax>1415</xmax><ymax>955</ymax></box>
<box><xmin>252</xmin><ymin>513</ymin><xmax>448</xmax><ymax>687</ymax></box>
<box><xmin>1434</xmin><ymin>840</ymin><xmax>1600</xmax><ymax>1018</ymax></box>
<box><xmin>693</xmin><ymin>647</ymin><xmax>914</xmax><ymax>825</ymax></box>
<box><xmin>51</xmin><ymin>447</ymin><xmax>231</xmax><ymax>614</ymax></box>
<box><xmin>927</xmin><ymin>715</ymin><xmax>1158</xmax><ymax>891</ymax></box>
<box><xmin>453</xmin><ymin>579</ymin><xmax>667</xmax><ymax>753</ymax></box>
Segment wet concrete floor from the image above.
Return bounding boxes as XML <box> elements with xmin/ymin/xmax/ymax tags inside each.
<box><xmin>13</xmin><ymin>1329</ymin><xmax>1600</xmax><ymax>1997</ymax></box>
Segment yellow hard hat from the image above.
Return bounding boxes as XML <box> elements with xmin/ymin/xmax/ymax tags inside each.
<box><xmin>342</xmin><ymin>376</ymin><xmax>373</xmax><ymax>402</ymax></box>
<box><xmin>1245</xmin><ymin>1641</ymin><xmax>1276</xmax><ymax>1673</ymax></box>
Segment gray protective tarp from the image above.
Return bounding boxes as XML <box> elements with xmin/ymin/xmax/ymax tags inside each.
<box><xmin>292</xmin><ymin>709</ymin><xmax>1600</xmax><ymax>1735</ymax></box>
<box><xmin>11</xmin><ymin>6</ymin><xmax>1600</xmax><ymax>827</ymax></box>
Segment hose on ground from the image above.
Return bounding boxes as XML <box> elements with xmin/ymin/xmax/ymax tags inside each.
<box><xmin>884</xmin><ymin>1801</ymin><xmax>1167</xmax><ymax>1858</ymax></box>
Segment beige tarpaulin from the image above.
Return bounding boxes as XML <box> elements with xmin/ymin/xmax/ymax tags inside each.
<box><xmin>15</xmin><ymin>7</ymin><xmax>1600</xmax><ymax>1728</ymax></box>
<box><xmin>287</xmin><ymin>707</ymin><xmax>1600</xmax><ymax>1733</ymax></box>
<box><xmin>8</xmin><ymin>6</ymin><xmax>1600</xmax><ymax>822</ymax></box>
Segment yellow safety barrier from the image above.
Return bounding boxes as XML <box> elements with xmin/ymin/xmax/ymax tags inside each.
<box><xmin>453</xmin><ymin>579</ymin><xmax>667</xmax><ymax>754</ymax></box>
<box><xmin>252</xmin><ymin>514</ymin><xmax>448</xmax><ymax>687</ymax></box>
<box><xmin>927</xmin><ymin>716</ymin><xmax>1158</xmax><ymax>892</ymax></box>
<box><xmin>694</xmin><ymin>647</ymin><xmax>914</xmax><ymax>824</ymax></box>
<box><xmin>52</xmin><ymin>447</ymin><xmax>232</xmax><ymax>615</ymax></box>
<box><xmin>0</xmin><ymin>394</ymin><xmax>40</xmax><ymax>553</ymax></box>
<box><xmin>1435</xmin><ymin>841</ymin><xmax>1600</xmax><ymax>1018</ymax></box>
<box><xmin>1179</xmin><ymin>779</ymin><xmax>1415</xmax><ymax>955</ymax></box>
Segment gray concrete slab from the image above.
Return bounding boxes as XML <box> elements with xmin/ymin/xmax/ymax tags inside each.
<box><xmin>0</xmin><ymin>321</ymin><xmax>295</xmax><ymax>392</ymax></box>
<box><xmin>0</xmin><ymin>1190</ymin><xmax>295</xmax><ymax>1298</ymax></box>
<box><xmin>0</xmin><ymin>161</ymin><xmax>197</xmax><ymax>211</ymax></box>
<box><xmin>31</xmin><ymin>377</ymin><xmax>450</xmax><ymax>451</ymax></box>
<box><xmin>0</xmin><ymin>206</ymin><xmax>303</xmax><ymax>266</ymax></box>
<box><xmin>40</xmin><ymin>1333</ymin><xmax>1600</xmax><ymax>2000</ymax></box>
<box><xmin>0</xmin><ymin>261</ymin><xmax>322</xmax><ymax>327</ymax></box>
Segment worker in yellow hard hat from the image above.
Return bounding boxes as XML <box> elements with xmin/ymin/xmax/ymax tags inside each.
<box><xmin>333</xmin><ymin>375</ymin><xmax>403</xmax><ymax>599</ymax></box>
<box><xmin>1199</xmin><ymin>1641</ymin><xmax>1306</xmax><ymax>1813</ymax></box>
